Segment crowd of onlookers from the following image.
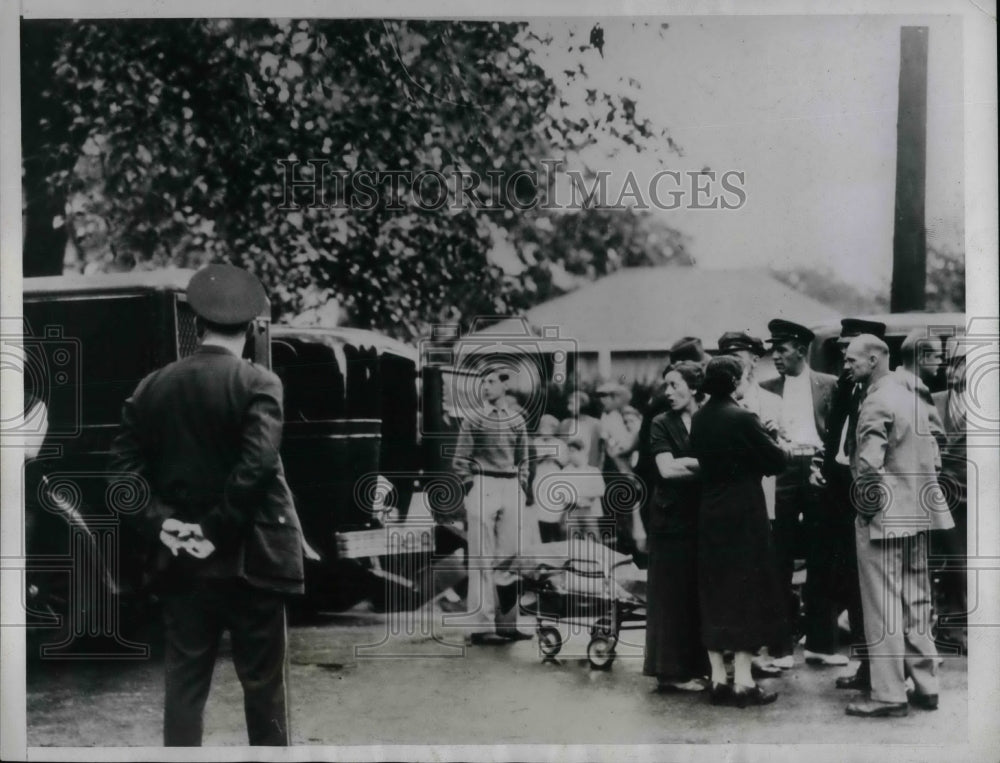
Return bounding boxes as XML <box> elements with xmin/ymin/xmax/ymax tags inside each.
<box><xmin>527</xmin><ymin>386</ymin><xmax>645</xmax><ymax>546</ymax></box>
<box><xmin>501</xmin><ymin>321</ymin><xmax>968</xmax><ymax>713</ymax></box>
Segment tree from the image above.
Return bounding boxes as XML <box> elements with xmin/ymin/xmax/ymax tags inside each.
<box><xmin>770</xmin><ymin>241</ymin><xmax>965</xmax><ymax>318</ymax></box>
<box><xmin>924</xmin><ymin>243</ymin><xmax>964</xmax><ymax>313</ymax></box>
<box><xmin>22</xmin><ymin>19</ymin><xmax>690</xmax><ymax>339</ymax></box>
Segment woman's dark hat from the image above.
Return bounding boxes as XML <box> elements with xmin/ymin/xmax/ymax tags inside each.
<box><xmin>187</xmin><ymin>264</ymin><xmax>268</xmax><ymax>326</ymax></box>
<box><xmin>669</xmin><ymin>336</ymin><xmax>709</xmax><ymax>364</ymax></box>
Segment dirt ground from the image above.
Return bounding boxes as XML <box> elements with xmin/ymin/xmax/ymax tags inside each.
<box><xmin>26</xmin><ymin>604</ymin><xmax>968</xmax><ymax>748</ymax></box>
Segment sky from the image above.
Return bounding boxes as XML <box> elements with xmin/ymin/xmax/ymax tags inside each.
<box><xmin>526</xmin><ymin>15</ymin><xmax>965</xmax><ymax>293</ymax></box>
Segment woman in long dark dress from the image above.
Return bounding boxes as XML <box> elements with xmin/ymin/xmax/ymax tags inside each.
<box><xmin>643</xmin><ymin>361</ymin><xmax>709</xmax><ymax>692</ymax></box>
<box><xmin>691</xmin><ymin>356</ymin><xmax>788</xmax><ymax>707</ymax></box>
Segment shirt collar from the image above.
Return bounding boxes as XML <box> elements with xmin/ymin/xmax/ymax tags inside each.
<box><xmin>486</xmin><ymin>401</ymin><xmax>510</xmax><ymax>416</ymax></box>
<box><xmin>784</xmin><ymin>368</ymin><xmax>811</xmax><ymax>387</ymax></box>
<box><xmin>893</xmin><ymin>366</ymin><xmax>928</xmax><ymax>393</ymax></box>
<box><xmin>196</xmin><ymin>344</ymin><xmax>238</xmax><ymax>357</ymax></box>
<box><xmin>866</xmin><ymin>372</ymin><xmax>893</xmax><ymax>396</ymax></box>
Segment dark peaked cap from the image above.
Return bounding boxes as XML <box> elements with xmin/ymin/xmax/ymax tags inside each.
<box><xmin>187</xmin><ymin>264</ymin><xmax>268</xmax><ymax>326</ymax></box>
<box><xmin>718</xmin><ymin>331</ymin><xmax>766</xmax><ymax>356</ymax></box>
<box><xmin>766</xmin><ymin>319</ymin><xmax>815</xmax><ymax>345</ymax></box>
<box><xmin>839</xmin><ymin>318</ymin><xmax>887</xmax><ymax>340</ymax></box>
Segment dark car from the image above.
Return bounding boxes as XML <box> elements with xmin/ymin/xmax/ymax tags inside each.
<box><xmin>21</xmin><ymin>269</ymin><xmax>270</xmax><ymax>656</ymax></box>
<box><xmin>20</xmin><ymin>271</ymin><xmax>436</xmax><ymax>655</ymax></box>
<box><xmin>270</xmin><ymin>325</ymin><xmax>432</xmax><ymax>611</ymax></box>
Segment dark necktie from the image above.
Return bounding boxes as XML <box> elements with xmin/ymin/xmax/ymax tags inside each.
<box><xmin>844</xmin><ymin>383</ymin><xmax>863</xmax><ymax>459</ymax></box>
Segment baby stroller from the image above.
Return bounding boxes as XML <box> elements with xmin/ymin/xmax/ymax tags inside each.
<box><xmin>506</xmin><ymin>538</ymin><xmax>646</xmax><ymax>670</ymax></box>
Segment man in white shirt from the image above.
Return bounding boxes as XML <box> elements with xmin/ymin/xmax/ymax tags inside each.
<box><xmin>761</xmin><ymin>319</ymin><xmax>837</xmax><ymax>669</ymax></box>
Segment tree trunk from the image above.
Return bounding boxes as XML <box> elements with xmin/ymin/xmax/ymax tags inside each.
<box><xmin>21</xmin><ymin>19</ymin><xmax>73</xmax><ymax>277</ymax></box>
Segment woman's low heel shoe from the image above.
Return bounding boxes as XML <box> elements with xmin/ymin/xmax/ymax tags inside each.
<box><xmin>732</xmin><ymin>684</ymin><xmax>778</xmax><ymax>708</ymax></box>
<box><xmin>709</xmin><ymin>682</ymin><xmax>732</xmax><ymax>705</ymax></box>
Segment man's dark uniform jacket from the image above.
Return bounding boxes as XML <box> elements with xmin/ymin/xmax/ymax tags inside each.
<box><xmin>758</xmin><ymin>366</ymin><xmax>836</xmax><ymax>656</ymax></box>
<box><xmin>110</xmin><ymin>345</ymin><xmax>304</xmax><ymax>594</ymax></box>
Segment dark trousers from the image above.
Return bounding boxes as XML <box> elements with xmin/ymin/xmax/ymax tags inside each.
<box><xmin>162</xmin><ymin>579</ymin><xmax>290</xmax><ymax>746</ymax></box>
<box><xmin>769</xmin><ymin>454</ymin><xmax>818</xmax><ymax>656</ymax></box>
<box><xmin>806</xmin><ymin>467</ymin><xmax>867</xmax><ymax>663</ymax></box>
<box><xmin>930</xmin><ymin>497</ymin><xmax>968</xmax><ymax>639</ymax></box>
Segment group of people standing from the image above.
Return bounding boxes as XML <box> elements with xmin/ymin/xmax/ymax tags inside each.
<box><xmin>445</xmin><ymin>312</ymin><xmax>966</xmax><ymax>716</ymax></box>
<box><xmin>641</xmin><ymin>318</ymin><xmax>965</xmax><ymax>715</ymax></box>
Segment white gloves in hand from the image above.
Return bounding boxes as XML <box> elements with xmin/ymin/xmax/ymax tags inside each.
<box><xmin>160</xmin><ymin>518</ymin><xmax>216</xmax><ymax>559</ymax></box>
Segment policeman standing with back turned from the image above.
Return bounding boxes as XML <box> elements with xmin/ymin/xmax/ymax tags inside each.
<box><xmin>110</xmin><ymin>264</ymin><xmax>304</xmax><ymax>746</ymax></box>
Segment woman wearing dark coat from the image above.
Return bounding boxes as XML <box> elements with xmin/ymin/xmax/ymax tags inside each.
<box><xmin>643</xmin><ymin>361</ymin><xmax>709</xmax><ymax>692</ymax></box>
<box><xmin>691</xmin><ymin>356</ymin><xmax>788</xmax><ymax>707</ymax></box>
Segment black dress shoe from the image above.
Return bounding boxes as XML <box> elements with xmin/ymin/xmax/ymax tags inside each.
<box><xmin>466</xmin><ymin>632</ymin><xmax>509</xmax><ymax>646</ymax></box>
<box><xmin>845</xmin><ymin>700</ymin><xmax>908</xmax><ymax>718</ymax></box>
<box><xmin>709</xmin><ymin>681</ymin><xmax>733</xmax><ymax>705</ymax></box>
<box><xmin>751</xmin><ymin>662</ymin><xmax>782</xmax><ymax>678</ymax></box>
<box><xmin>835</xmin><ymin>672</ymin><xmax>871</xmax><ymax>691</ymax></box>
<box><xmin>731</xmin><ymin>684</ymin><xmax>779</xmax><ymax>708</ymax></box>
<box><xmin>908</xmin><ymin>692</ymin><xmax>939</xmax><ymax>710</ymax></box>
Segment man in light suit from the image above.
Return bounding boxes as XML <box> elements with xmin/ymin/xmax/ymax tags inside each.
<box><xmin>760</xmin><ymin>319</ymin><xmax>838</xmax><ymax>668</ymax></box>
<box><xmin>844</xmin><ymin>335</ymin><xmax>953</xmax><ymax>718</ymax></box>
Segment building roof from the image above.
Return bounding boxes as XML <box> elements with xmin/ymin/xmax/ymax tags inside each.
<box><xmin>469</xmin><ymin>267</ymin><xmax>842</xmax><ymax>353</ymax></box>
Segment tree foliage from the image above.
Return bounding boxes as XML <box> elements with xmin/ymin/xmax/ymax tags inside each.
<box><xmin>770</xmin><ymin>241</ymin><xmax>965</xmax><ymax>318</ymax></box>
<box><xmin>22</xmin><ymin>18</ymin><xmax>690</xmax><ymax>339</ymax></box>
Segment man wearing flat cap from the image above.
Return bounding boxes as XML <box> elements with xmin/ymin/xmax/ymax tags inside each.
<box><xmin>718</xmin><ymin>331</ymin><xmax>777</xmax><ymax>425</ymax></box>
<box><xmin>718</xmin><ymin>331</ymin><xmax>782</xmax><ymax>525</ymax></box>
<box><xmin>669</xmin><ymin>336</ymin><xmax>709</xmax><ymax>365</ymax></box>
<box><xmin>452</xmin><ymin>362</ymin><xmax>532</xmax><ymax>644</ymax></box>
<box><xmin>760</xmin><ymin>319</ymin><xmax>837</xmax><ymax>669</ymax></box>
<box><xmin>808</xmin><ymin>318</ymin><xmax>886</xmax><ymax>690</ymax></box>
<box><xmin>110</xmin><ymin>264</ymin><xmax>303</xmax><ymax>746</ymax></box>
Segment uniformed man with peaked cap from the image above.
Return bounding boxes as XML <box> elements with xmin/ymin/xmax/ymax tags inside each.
<box><xmin>760</xmin><ymin>317</ymin><xmax>838</xmax><ymax>669</ymax></box>
<box><xmin>110</xmin><ymin>264</ymin><xmax>304</xmax><ymax>746</ymax></box>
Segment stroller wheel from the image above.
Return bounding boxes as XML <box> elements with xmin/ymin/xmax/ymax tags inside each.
<box><xmin>537</xmin><ymin>626</ymin><xmax>563</xmax><ymax>658</ymax></box>
<box><xmin>587</xmin><ymin>635</ymin><xmax>617</xmax><ymax>670</ymax></box>
<box><xmin>590</xmin><ymin>616</ymin><xmax>616</xmax><ymax>638</ymax></box>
